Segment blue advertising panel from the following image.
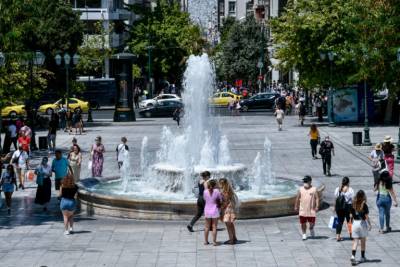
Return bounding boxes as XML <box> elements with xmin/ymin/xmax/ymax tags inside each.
<box><xmin>332</xmin><ymin>87</ymin><xmax>358</xmax><ymax>122</ymax></box>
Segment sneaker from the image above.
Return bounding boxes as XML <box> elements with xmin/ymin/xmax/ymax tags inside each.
<box><xmin>327</xmin><ymin>171</ymin><xmax>332</xmax><ymax>177</ymax></box>
<box><xmin>64</xmin><ymin>230</ymin><xmax>70</xmax><ymax>235</ymax></box>
<box><xmin>69</xmin><ymin>227</ymin><xmax>73</xmax><ymax>233</ymax></box>
<box><xmin>187</xmin><ymin>225</ymin><xmax>194</xmax><ymax>232</ymax></box>
<box><xmin>350</xmin><ymin>256</ymin><xmax>356</xmax><ymax>266</ymax></box>
<box><xmin>302</xmin><ymin>234</ymin><xmax>307</xmax><ymax>240</ymax></box>
<box><xmin>386</xmin><ymin>227</ymin><xmax>392</xmax><ymax>233</ymax></box>
<box><xmin>310</xmin><ymin>229</ymin><xmax>315</xmax><ymax>238</ymax></box>
<box><xmin>359</xmin><ymin>257</ymin><xmax>367</xmax><ymax>263</ymax></box>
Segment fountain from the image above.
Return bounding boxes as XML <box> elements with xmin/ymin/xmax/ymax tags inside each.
<box><xmin>78</xmin><ymin>54</ymin><xmax>324</xmax><ymax>219</ymax></box>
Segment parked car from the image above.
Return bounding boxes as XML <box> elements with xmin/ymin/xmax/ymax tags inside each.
<box><xmin>1</xmin><ymin>102</ymin><xmax>26</xmax><ymax>117</ymax></box>
<box><xmin>209</xmin><ymin>92</ymin><xmax>242</xmax><ymax>107</ymax></box>
<box><xmin>239</xmin><ymin>93</ymin><xmax>280</xmax><ymax>111</ymax></box>
<box><xmin>139</xmin><ymin>100</ymin><xmax>183</xmax><ymax>118</ymax></box>
<box><xmin>38</xmin><ymin>98</ymin><xmax>89</xmax><ymax>114</ymax></box>
<box><xmin>139</xmin><ymin>94</ymin><xmax>181</xmax><ymax>108</ymax></box>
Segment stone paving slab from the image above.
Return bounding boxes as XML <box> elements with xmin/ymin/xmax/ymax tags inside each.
<box><xmin>1</xmin><ymin>114</ymin><xmax>400</xmax><ymax>266</ymax></box>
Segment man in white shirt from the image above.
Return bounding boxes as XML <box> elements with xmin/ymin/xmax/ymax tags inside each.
<box><xmin>274</xmin><ymin>107</ymin><xmax>285</xmax><ymax>131</ymax></box>
<box><xmin>8</xmin><ymin>122</ymin><xmax>18</xmax><ymax>151</ymax></box>
<box><xmin>11</xmin><ymin>146</ymin><xmax>29</xmax><ymax>190</ymax></box>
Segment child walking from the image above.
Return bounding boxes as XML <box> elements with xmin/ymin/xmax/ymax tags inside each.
<box><xmin>203</xmin><ymin>179</ymin><xmax>222</xmax><ymax>246</ymax></box>
<box><xmin>219</xmin><ymin>178</ymin><xmax>238</xmax><ymax>244</ymax></box>
<box><xmin>274</xmin><ymin>106</ymin><xmax>285</xmax><ymax>131</ymax></box>
<box><xmin>294</xmin><ymin>175</ymin><xmax>319</xmax><ymax>240</ymax></box>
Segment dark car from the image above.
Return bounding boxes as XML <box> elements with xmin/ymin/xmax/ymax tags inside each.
<box><xmin>139</xmin><ymin>100</ymin><xmax>183</xmax><ymax>118</ymax></box>
<box><xmin>239</xmin><ymin>93</ymin><xmax>280</xmax><ymax>111</ymax></box>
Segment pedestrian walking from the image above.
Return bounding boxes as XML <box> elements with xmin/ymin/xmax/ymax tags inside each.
<box><xmin>319</xmin><ymin>136</ymin><xmax>335</xmax><ymax>176</ymax></box>
<box><xmin>368</xmin><ymin>143</ymin><xmax>384</xmax><ymax>185</ymax></box>
<box><xmin>72</xmin><ymin>110</ymin><xmax>82</xmax><ymax>135</ymax></box>
<box><xmin>58</xmin><ymin>106</ymin><xmax>67</xmax><ymax>131</ymax></box>
<box><xmin>204</xmin><ymin>179</ymin><xmax>222</xmax><ymax>246</ymax></box>
<box><xmin>334</xmin><ymin>177</ymin><xmax>354</xmax><ymax>241</ymax></box>
<box><xmin>173</xmin><ymin>107</ymin><xmax>183</xmax><ymax>127</ymax></box>
<box><xmin>219</xmin><ymin>178</ymin><xmax>238</xmax><ymax>245</ymax></box>
<box><xmin>0</xmin><ymin>164</ymin><xmax>18</xmax><ymax>215</ymax></box>
<box><xmin>34</xmin><ymin>157</ymin><xmax>52</xmax><ymax>211</ymax></box>
<box><xmin>91</xmin><ymin>136</ymin><xmax>105</xmax><ymax>177</ymax></box>
<box><xmin>308</xmin><ymin>124</ymin><xmax>320</xmax><ymax>159</ymax></box>
<box><xmin>8</xmin><ymin>122</ymin><xmax>18</xmax><ymax>152</ymax></box>
<box><xmin>51</xmin><ymin>150</ymin><xmax>69</xmax><ymax>193</ymax></box>
<box><xmin>66</xmin><ymin>110</ymin><xmax>73</xmax><ymax>133</ymax></box>
<box><xmin>298</xmin><ymin>99</ymin><xmax>306</xmax><ymax>126</ymax></box>
<box><xmin>187</xmin><ymin>171</ymin><xmax>210</xmax><ymax>232</ymax></box>
<box><xmin>134</xmin><ymin>87</ymin><xmax>140</xmax><ymax>109</ymax></box>
<box><xmin>350</xmin><ymin>190</ymin><xmax>371</xmax><ymax>265</ymax></box>
<box><xmin>59</xmin><ymin>169</ymin><xmax>78</xmax><ymax>235</ymax></box>
<box><xmin>294</xmin><ymin>175</ymin><xmax>319</xmax><ymax>240</ymax></box>
<box><xmin>68</xmin><ymin>145</ymin><xmax>82</xmax><ymax>182</ymax></box>
<box><xmin>17</xmin><ymin>131</ymin><xmax>31</xmax><ymax>154</ymax></box>
<box><xmin>315</xmin><ymin>96</ymin><xmax>323</xmax><ymax>122</ymax></box>
<box><xmin>11</xmin><ymin>146</ymin><xmax>29</xmax><ymax>190</ymax></box>
<box><xmin>375</xmin><ymin>171</ymin><xmax>398</xmax><ymax>233</ymax></box>
<box><xmin>116</xmin><ymin>137</ymin><xmax>129</xmax><ymax>169</ymax></box>
<box><xmin>274</xmin><ymin>106</ymin><xmax>285</xmax><ymax>131</ymax></box>
<box><xmin>382</xmin><ymin>136</ymin><xmax>395</xmax><ymax>178</ymax></box>
<box><xmin>48</xmin><ymin>115</ymin><xmax>58</xmax><ymax>152</ymax></box>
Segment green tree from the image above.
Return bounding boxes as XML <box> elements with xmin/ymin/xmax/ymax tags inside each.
<box><xmin>215</xmin><ymin>16</ymin><xmax>268</xmax><ymax>84</ymax></box>
<box><xmin>127</xmin><ymin>0</ymin><xmax>204</xmax><ymax>90</ymax></box>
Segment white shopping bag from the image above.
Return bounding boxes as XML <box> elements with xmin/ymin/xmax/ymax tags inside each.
<box><xmin>88</xmin><ymin>160</ymin><xmax>93</xmax><ymax>171</ymax></box>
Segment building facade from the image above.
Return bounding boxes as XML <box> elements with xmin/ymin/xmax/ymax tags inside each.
<box><xmin>71</xmin><ymin>0</ymin><xmax>139</xmax><ymax>77</ymax></box>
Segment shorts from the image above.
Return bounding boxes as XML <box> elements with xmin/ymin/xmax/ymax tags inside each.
<box><xmin>60</xmin><ymin>198</ymin><xmax>76</xmax><ymax>211</ymax></box>
<box><xmin>352</xmin><ymin>220</ymin><xmax>368</xmax><ymax>238</ymax></box>
<box><xmin>276</xmin><ymin>118</ymin><xmax>283</xmax><ymax>125</ymax></box>
<box><xmin>2</xmin><ymin>184</ymin><xmax>14</xmax><ymax>193</ymax></box>
<box><xmin>299</xmin><ymin>216</ymin><xmax>316</xmax><ymax>224</ymax></box>
<box><xmin>55</xmin><ymin>179</ymin><xmax>63</xmax><ymax>190</ymax></box>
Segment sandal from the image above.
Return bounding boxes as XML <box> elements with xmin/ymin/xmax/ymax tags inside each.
<box><xmin>204</xmin><ymin>242</ymin><xmax>210</xmax><ymax>245</ymax></box>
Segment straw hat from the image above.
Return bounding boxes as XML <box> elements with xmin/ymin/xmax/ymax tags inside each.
<box><xmin>383</xmin><ymin>136</ymin><xmax>393</xmax><ymax>143</ymax></box>
<box><xmin>375</xmin><ymin>143</ymin><xmax>382</xmax><ymax>150</ymax></box>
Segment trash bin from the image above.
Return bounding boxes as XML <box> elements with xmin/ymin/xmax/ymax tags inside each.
<box><xmin>352</xmin><ymin>132</ymin><xmax>362</xmax><ymax>146</ymax></box>
<box><xmin>38</xmin><ymin>136</ymin><xmax>48</xmax><ymax>150</ymax></box>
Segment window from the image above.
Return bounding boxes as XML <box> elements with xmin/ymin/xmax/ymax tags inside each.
<box><xmin>213</xmin><ymin>93</ymin><xmax>220</xmax><ymax>98</ymax></box>
<box><xmin>73</xmin><ymin>0</ymin><xmax>102</xmax><ymax>8</ymax></box>
<box><xmin>69</xmin><ymin>99</ymin><xmax>78</xmax><ymax>104</ymax></box>
<box><xmin>222</xmin><ymin>93</ymin><xmax>231</xmax><ymax>98</ymax></box>
<box><xmin>162</xmin><ymin>95</ymin><xmax>174</xmax><ymax>99</ymax></box>
<box><xmin>228</xmin><ymin>1</ymin><xmax>236</xmax><ymax>15</ymax></box>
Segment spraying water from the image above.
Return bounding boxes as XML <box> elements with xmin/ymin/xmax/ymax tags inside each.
<box><xmin>140</xmin><ymin>136</ymin><xmax>149</xmax><ymax>178</ymax></box>
<box><xmin>120</xmin><ymin>149</ymin><xmax>130</xmax><ymax>192</ymax></box>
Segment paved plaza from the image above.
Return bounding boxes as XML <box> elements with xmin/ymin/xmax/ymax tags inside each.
<box><xmin>1</xmin><ymin>113</ymin><xmax>400</xmax><ymax>267</ymax></box>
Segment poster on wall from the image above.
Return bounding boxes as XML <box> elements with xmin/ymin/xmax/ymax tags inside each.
<box><xmin>333</xmin><ymin>87</ymin><xmax>358</xmax><ymax>122</ymax></box>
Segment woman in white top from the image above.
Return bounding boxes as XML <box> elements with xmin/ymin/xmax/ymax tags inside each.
<box><xmin>334</xmin><ymin>177</ymin><xmax>354</xmax><ymax>241</ymax></box>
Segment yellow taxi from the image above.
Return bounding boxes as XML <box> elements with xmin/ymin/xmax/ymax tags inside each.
<box><xmin>1</xmin><ymin>102</ymin><xmax>26</xmax><ymax>117</ymax></box>
<box><xmin>209</xmin><ymin>92</ymin><xmax>242</xmax><ymax>106</ymax></box>
<box><xmin>38</xmin><ymin>98</ymin><xmax>89</xmax><ymax>114</ymax></box>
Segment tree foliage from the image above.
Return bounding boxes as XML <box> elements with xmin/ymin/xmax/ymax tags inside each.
<box><xmin>0</xmin><ymin>0</ymin><xmax>83</xmax><ymax>106</ymax></box>
<box><xmin>215</xmin><ymin>16</ymin><xmax>268</xmax><ymax>84</ymax></box>
<box><xmin>127</xmin><ymin>0</ymin><xmax>204</xmax><ymax>86</ymax></box>
<box><xmin>271</xmin><ymin>0</ymin><xmax>400</xmax><ymax>92</ymax></box>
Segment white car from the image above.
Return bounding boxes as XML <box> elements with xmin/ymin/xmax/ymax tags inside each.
<box><xmin>139</xmin><ymin>94</ymin><xmax>181</xmax><ymax>108</ymax></box>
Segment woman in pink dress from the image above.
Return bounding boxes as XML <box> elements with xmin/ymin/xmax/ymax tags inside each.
<box><xmin>91</xmin><ymin>136</ymin><xmax>105</xmax><ymax>177</ymax></box>
<box><xmin>203</xmin><ymin>179</ymin><xmax>222</xmax><ymax>246</ymax></box>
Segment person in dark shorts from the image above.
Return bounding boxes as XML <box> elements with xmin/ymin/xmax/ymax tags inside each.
<box><xmin>59</xmin><ymin>170</ymin><xmax>78</xmax><ymax>235</ymax></box>
<box><xmin>187</xmin><ymin>171</ymin><xmax>210</xmax><ymax>232</ymax></box>
<box><xmin>319</xmin><ymin>136</ymin><xmax>335</xmax><ymax>176</ymax></box>
<box><xmin>51</xmin><ymin>150</ymin><xmax>69</xmax><ymax>192</ymax></box>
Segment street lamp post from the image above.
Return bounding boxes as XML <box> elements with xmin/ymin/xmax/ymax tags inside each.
<box><xmin>395</xmin><ymin>48</ymin><xmax>400</xmax><ymax>162</ymax></box>
<box><xmin>362</xmin><ymin>78</ymin><xmax>372</xmax><ymax>146</ymax></box>
<box><xmin>320</xmin><ymin>51</ymin><xmax>336</xmax><ymax>126</ymax></box>
<box><xmin>27</xmin><ymin>51</ymin><xmax>46</xmax><ymax>151</ymax></box>
<box><xmin>55</xmin><ymin>53</ymin><xmax>80</xmax><ymax>112</ymax></box>
<box><xmin>0</xmin><ymin>52</ymin><xmax>5</xmax><ymax>154</ymax></box>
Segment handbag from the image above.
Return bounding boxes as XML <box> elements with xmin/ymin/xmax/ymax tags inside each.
<box><xmin>328</xmin><ymin>216</ymin><xmax>339</xmax><ymax>229</ymax></box>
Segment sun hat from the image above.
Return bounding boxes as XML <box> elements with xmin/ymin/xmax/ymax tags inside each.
<box><xmin>375</xmin><ymin>143</ymin><xmax>382</xmax><ymax>150</ymax></box>
<box><xmin>383</xmin><ymin>136</ymin><xmax>393</xmax><ymax>143</ymax></box>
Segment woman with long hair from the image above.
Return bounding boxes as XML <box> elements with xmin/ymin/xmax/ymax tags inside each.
<box><xmin>375</xmin><ymin>171</ymin><xmax>398</xmax><ymax>233</ymax></box>
<box><xmin>309</xmin><ymin>124</ymin><xmax>320</xmax><ymax>159</ymax></box>
<box><xmin>91</xmin><ymin>136</ymin><xmax>105</xmax><ymax>177</ymax></box>
<box><xmin>59</xmin><ymin>168</ymin><xmax>79</xmax><ymax>235</ymax></box>
<box><xmin>350</xmin><ymin>190</ymin><xmax>371</xmax><ymax>265</ymax></box>
<box><xmin>219</xmin><ymin>178</ymin><xmax>238</xmax><ymax>244</ymax></box>
<box><xmin>0</xmin><ymin>164</ymin><xmax>18</xmax><ymax>215</ymax></box>
<box><xmin>334</xmin><ymin>177</ymin><xmax>354</xmax><ymax>241</ymax></box>
<box><xmin>203</xmin><ymin>179</ymin><xmax>222</xmax><ymax>246</ymax></box>
<box><xmin>69</xmin><ymin>144</ymin><xmax>82</xmax><ymax>182</ymax></box>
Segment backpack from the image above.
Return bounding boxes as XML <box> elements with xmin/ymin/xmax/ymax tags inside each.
<box><xmin>335</xmin><ymin>192</ymin><xmax>346</xmax><ymax>212</ymax></box>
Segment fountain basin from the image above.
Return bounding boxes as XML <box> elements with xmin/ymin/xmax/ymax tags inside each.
<box><xmin>78</xmin><ymin>176</ymin><xmax>325</xmax><ymax>220</ymax></box>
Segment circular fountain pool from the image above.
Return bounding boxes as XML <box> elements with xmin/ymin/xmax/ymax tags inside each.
<box><xmin>78</xmin><ymin>176</ymin><xmax>324</xmax><ymax>220</ymax></box>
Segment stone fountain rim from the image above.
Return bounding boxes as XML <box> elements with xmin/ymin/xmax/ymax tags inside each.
<box><xmin>78</xmin><ymin>175</ymin><xmax>325</xmax><ymax>205</ymax></box>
